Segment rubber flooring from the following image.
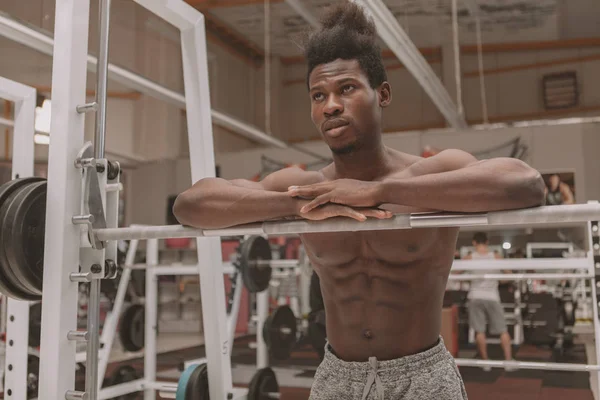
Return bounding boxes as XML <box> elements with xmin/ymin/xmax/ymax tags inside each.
<box><xmin>90</xmin><ymin>336</ymin><xmax>596</xmax><ymax>400</ymax></box>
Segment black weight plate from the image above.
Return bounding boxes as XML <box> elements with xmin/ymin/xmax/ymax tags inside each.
<box><xmin>248</xmin><ymin>367</ymin><xmax>279</xmax><ymax>400</ymax></box>
<box><xmin>119</xmin><ymin>304</ymin><xmax>145</xmax><ymax>352</ymax></box>
<box><xmin>4</xmin><ymin>181</ymin><xmax>47</xmax><ymax>296</ymax></box>
<box><xmin>266</xmin><ymin>305</ymin><xmax>297</xmax><ymax>360</ymax></box>
<box><xmin>240</xmin><ymin>236</ymin><xmax>272</xmax><ymax>293</ymax></box>
<box><xmin>0</xmin><ymin>178</ymin><xmax>44</xmax><ymax>300</ymax></box>
<box><xmin>29</xmin><ymin>302</ymin><xmax>42</xmax><ymax>348</ymax></box>
<box><xmin>185</xmin><ymin>363</ymin><xmax>209</xmax><ymax>400</ymax></box>
<box><xmin>109</xmin><ymin>365</ymin><xmax>140</xmax><ymax>400</ymax></box>
<box><xmin>262</xmin><ymin>315</ymin><xmax>273</xmax><ymax>348</ymax></box>
<box><xmin>130</xmin><ymin>269</ymin><xmax>146</xmax><ymax>297</ymax></box>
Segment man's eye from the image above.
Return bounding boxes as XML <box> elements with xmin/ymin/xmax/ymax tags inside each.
<box><xmin>342</xmin><ymin>85</ymin><xmax>355</xmax><ymax>94</ymax></box>
<box><xmin>313</xmin><ymin>93</ymin><xmax>325</xmax><ymax>101</ymax></box>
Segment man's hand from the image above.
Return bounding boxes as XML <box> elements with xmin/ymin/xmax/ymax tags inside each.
<box><xmin>296</xmin><ymin>199</ymin><xmax>392</xmax><ymax>222</ymax></box>
<box><xmin>288</xmin><ymin>179</ymin><xmax>383</xmax><ymax>213</ymax></box>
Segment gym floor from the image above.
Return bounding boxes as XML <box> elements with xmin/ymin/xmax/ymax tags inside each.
<box><xmin>95</xmin><ymin>335</ymin><xmax>595</xmax><ymax>400</ymax></box>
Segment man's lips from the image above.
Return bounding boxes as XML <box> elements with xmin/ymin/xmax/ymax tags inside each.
<box><xmin>322</xmin><ymin>118</ymin><xmax>350</xmax><ymax>132</ymax></box>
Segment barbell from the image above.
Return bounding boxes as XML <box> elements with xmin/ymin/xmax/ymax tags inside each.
<box><xmin>1</xmin><ymin>177</ymin><xmax>599</xmax><ymax>301</ymax></box>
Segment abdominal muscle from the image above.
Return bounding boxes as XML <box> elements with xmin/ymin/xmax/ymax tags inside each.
<box><xmin>302</xmin><ymin>228</ymin><xmax>458</xmax><ymax>362</ymax></box>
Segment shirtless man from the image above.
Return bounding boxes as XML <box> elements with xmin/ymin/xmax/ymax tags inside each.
<box><xmin>545</xmin><ymin>174</ymin><xmax>575</xmax><ymax>205</ymax></box>
<box><xmin>173</xmin><ymin>4</ymin><xmax>545</xmax><ymax>399</ymax></box>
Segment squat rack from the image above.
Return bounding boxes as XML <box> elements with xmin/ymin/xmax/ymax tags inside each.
<box><xmin>12</xmin><ymin>0</ymin><xmax>600</xmax><ymax>399</ymax></box>
<box><xmin>0</xmin><ymin>76</ymin><xmax>36</xmax><ymax>400</ymax></box>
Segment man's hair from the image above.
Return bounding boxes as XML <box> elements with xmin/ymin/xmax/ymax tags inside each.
<box><xmin>472</xmin><ymin>232</ymin><xmax>488</xmax><ymax>245</ymax></box>
<box><xmin>304</xmin><ymin>3</ymin><xmax>387</xmax><ymax>89</ymax></box>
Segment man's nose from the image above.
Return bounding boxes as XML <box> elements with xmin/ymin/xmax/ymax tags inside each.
<box><xmin>323</xmin><ymin>95</ymin><xmax>343</xmax><ymax>117</ymax></box>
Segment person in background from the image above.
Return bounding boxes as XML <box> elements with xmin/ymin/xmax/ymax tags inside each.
<box><xmin>545</xmin><ymin>174</ymin><xmax>574</xmax><ymax>205</ymax></box>
<box><xmin>464</xmin><ymin>232</ymin><xmax>516</xmax><ymax>371</ymax></box>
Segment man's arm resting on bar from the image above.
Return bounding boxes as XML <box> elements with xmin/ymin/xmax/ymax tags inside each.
<box><xmin>288</xmin><ymin>150</ymin><xmax>546</xmax><ymax>214</ymax></box>
<box><xmin>173</xmin><ymin>167</ymin><xmax>392</xmax><ymax>229</ymax></box>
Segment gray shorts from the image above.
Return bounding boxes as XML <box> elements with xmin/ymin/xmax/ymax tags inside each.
<box><xmin>309</xmin><ymin>337</ymin><xmax>467</xmax><ymax>400</ymax></box>
<box><xmin>468</xmin><ymin>298</ymin><xmax>507</xmax><ymax>335</ymax></box>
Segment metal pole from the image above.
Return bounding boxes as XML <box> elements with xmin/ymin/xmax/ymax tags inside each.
<box><xmin>94</xmin><ymin>0</ymin><xmax>111</xmax><ymax>159</ymax></box>
<box><xmin>86</xmin><ymin>1</ymin><xmax>111</xmax><ymax>397</ymax></box>
<box><xmin>454</xmin><ymin>358</ymin><xmax>600</xmax><ymax>372</ymax></box>
<box><xmin>451</xmin><ymin>0</ymin><xmax>464</xmax><ymax>117</ymax></box>
<box><xmin>144</xmin><ymin>240</ymin><xmax>159</xmax><ymax>400</ymax></box>
<box><xmin>228</xmin><ymin>273</ymin><xmax>243</xmax><ymax>356</ymax></box>
<box><xmin>256</xmin><ymin>290</ymin><xmax>269</xmax><ymax>368</ymax></box>
<box><xmin>586</xmin><ymin>220</ymin><xmax>600</xmax><ymax>399</ymax></box>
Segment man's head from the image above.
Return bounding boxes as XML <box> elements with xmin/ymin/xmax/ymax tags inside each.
<box><xmin>472</xmin><ymin>232</ymin><xmax>488</xmax><ymax>248</ymax></box>
<box><xmin>549</xmin><ymin>174</ymin><xmax>560</xmax><ymax>190</ymax></box>
<box><xmin>304</xmin><ymin>3</ymin><xmax>391</xmax><ymax>155</ymax></box>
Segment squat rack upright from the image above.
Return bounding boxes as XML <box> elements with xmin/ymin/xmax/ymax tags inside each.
<box><xmin>39</xmin><ymin>0</ymin><xmax>235</xmax><ymax>399</ymax></box>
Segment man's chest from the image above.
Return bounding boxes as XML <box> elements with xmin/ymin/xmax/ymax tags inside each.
<box><xmin>300</xmin><ymin>227</ymin><xmax>458</xmax><ymax>267</ymax></box>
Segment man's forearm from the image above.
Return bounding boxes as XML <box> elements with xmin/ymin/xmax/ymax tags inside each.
<box><xmin>378</xmin><ymin>160</ymin><xmax>545</xmax><ymax>212</ymax></box>
<box><xmin>173</xmin><ymin>179</ymin><xmax>299</xmax><ymax>229</ymax></box>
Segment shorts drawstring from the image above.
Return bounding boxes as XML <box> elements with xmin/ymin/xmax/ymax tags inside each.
<box><xmin>361</xmin><ymin>356</ymin><xmax>384</xmax><ymax>400</ymax></box>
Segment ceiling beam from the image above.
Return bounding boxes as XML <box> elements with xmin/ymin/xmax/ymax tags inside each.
<box><xmin>349</xmin><ymin>0</ymin><xmax>467</xmax><ymax>129</ymax></box>
<box><xmin>189</xmin><ymin>0</ymin><xmax>283</xmax><ymax>9</ymax></box>
<box><xmin>280</xmin><ymin>0</ymin><xmax>465</xmax><ymax>128</ymax></box>
<box><xmin>0</xmin><ymin>13</ymin><xmax>287</xmax><ymax>149</ymax></box>
<box><xmin>284</xmin><ymin>0</ymin><xmax>319</xmax><ymax>29</ymax></box>
<box><xmin>462</xmin><ymin>37</ymin><xmax>600</xmax><ymax>54</ymax></box>
<box><xmin>280</xmin><ymin>47</ymin><xmax>442</xmax><ymax>65</ymax></box>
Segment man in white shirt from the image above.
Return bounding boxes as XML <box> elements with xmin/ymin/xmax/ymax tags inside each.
<box><xmin>465</xmin><ymin>232</ymin><xmax>514</xmax><ymax>371</ymax></box>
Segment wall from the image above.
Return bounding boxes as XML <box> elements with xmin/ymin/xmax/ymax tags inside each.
<box><xmin>582</xmin><ymin>122</ymin><xmax>600</xmax><ymax>202</ymax></box>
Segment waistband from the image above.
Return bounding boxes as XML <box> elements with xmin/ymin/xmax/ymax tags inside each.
<box><xmin>321</xmin><ymin>336</ymin><xmax>452</xmax><ymax>383</ymax></box>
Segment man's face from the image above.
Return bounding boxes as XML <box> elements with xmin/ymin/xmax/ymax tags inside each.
<box><xmin>549</xmin><ymin>174</ymin><xmax>560</xmax><ymax>190</ymax></box>
<box><xmin>308</xmin><ymin>59</ymin><xmax>390</xmax><ymax>155</ymax></box>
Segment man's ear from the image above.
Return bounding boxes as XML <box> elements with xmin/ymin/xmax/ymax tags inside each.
<box><xmin>378</xmin><ymin>82</ymin><xmax>392</xmax><ymax>107</ymax></box>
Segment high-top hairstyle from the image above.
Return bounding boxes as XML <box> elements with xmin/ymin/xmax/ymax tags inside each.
<box><xmin>304</xmin><ymin>2</ymin><xmax>387</xmax><ymax>89</ymax></box>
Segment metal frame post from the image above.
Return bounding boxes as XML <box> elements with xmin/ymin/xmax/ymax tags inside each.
<box><xmin>144</xmin><ymin>239</ymin><xmax>158</xmax><ymax>400</ymax></box>
<box><xmin>0</xmin><ymin>77</ymin><xmax>36</xmax><ymax>400</ymax></box>
<box><xmin>256</xmin><ymin>290</ymin><xmax>269</xmax><ymax>369</ymax></box>
<box><xmin>96</xmin><ymin>240</ymin><xmax>139</xmax><ymax>381</ymax></box>
<box><xmin>131</xmin><ymin>1</ymin><xmax>234</xmax><ymax>396</ymax></box>
<box><xmin>39</xmin><ymin>0</ymin><xmax>91</xmax><ymax>397</ymax></box>
<box><xmin>588</xmin><ymin>216</ymin><xmax>600</xmax><ymax>397</ymax></box>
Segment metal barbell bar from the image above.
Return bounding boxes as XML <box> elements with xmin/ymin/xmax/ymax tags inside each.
<box><xmin>92</xmin><ymin>204</ymin><xmax>600</xmax><ymax>241</ymax></box>
<box><xmin>454</xmin><ymin>358</ymin><xmax>600</xmax><ymax>372</ymax></box>
<box><xmin>448</xmin><ymin>273</ymin><xmax>593</xmax><ymax>281</ymax></box>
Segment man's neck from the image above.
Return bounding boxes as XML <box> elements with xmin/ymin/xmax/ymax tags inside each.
<box><xmin>332</xmin><ymin>142</ymin><xmax>392</xmax><ymax>181</ymax></box>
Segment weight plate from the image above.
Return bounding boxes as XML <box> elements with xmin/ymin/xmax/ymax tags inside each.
<box><xmin>108</xmin><ymin>365</ymin><xmax>140</xmax><ymax>400</ymax></box>
<box><xmin>262</xmin><ymin>315</ymin><xmax>273</xmax><ymax>348</ymax></box>
<box><xmin>176</xmin><ymin>363</ymin><xmax>209</xmax><ymax>400</ymax></box>
<box><xmin>248</xmin><ymin>367</ymin><xmax>279</xmax><ymax>400</ymax></box>
<box><xmin>240</xmin><ymin>236</ymin><xmax>272</xmax><ymax>293</ymax></box>
<box><xmin>4</xmin><ymin>181</ymin><xmax>47</xmax><ymax>296</ymax></box>
<box><xmin>119</xmin><ymin>304</ymin><xmax>145</xmax><ymax>352</ymax></box>
<box><xmin>29</xmin><ymin>302</ymin><xmax>42</xmax><ymax>348</ymax></box>
<box><xmin>130</xmin><ymin>269</ymin><xmax>146</xmax><ymax>297</ymax></box>
<box><xmin>0</xmin><ymin>178</ymin><xmax>44</xmax><ymax>300</ymax></box>
<box><xmin>265</xmin><ymin>305</ymin><xmax>297</xmax><ymax>360</ymax></box>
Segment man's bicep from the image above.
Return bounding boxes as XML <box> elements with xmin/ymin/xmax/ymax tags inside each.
<box><xmin>231</xmin><ymin>167</ymin><xmax>324</xmax><ymax>192</ymax></box>
<box><xmin>393</xmin><ymin>149</ymin><xmax>479</xmax><ymax>179</ymax></box>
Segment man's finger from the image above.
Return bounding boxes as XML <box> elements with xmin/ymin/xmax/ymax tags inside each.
<box><xmin>334</xmin><ymin>206</ymin><xmax>366</xmax><ymax>222</ymax></box>
<box><xmin>301</xmin><ymin>194</ymin><xmax>330</xmax><ymax>213</ymax></box>
<box><xmin>289</xmin><ymin>186</ymin><xmax>330</xmax><ymax>199</ymax></box>
<box><xmin>365</xmin><ymin>210</ymin><xmax>393</xmax><ymax>219</ymax></box>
